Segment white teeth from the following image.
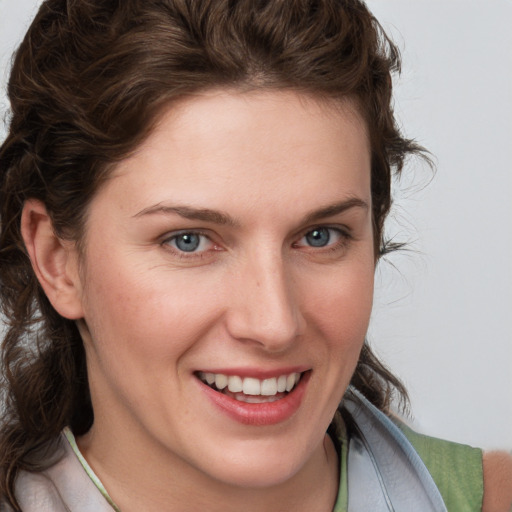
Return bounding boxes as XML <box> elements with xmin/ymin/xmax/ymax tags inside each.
<box><xmin>261</xmin><ymin>378</ymin><xmax>277</xmax><ymax>396</ymax></box>
<box><xmin>277</xmin><ymin>375</ymin><xmax>287</xmax><ymax>393</ymax></box>
<box><xmin>199</xmin><ymin>371</ymin><xmax>303</xmax><ymax>397</ymax></box>
<box><xmin>243</xmin><ymin>377</ymin><xmax>261</xmax><ymax>395</ymax></box>
<box><xmin>285</xmin><ymin>373</ymin><xmax>296</xmax><ymax>392</ymax></box>
<box><xmin>227</xmin><ymin>375</ymin><xmax>243</xmax><ymax>393</ymax></box>
<box><xmin>215</xmin><ymin>374</ymin><xmax>228</xmax><ymax>390</ymax></box>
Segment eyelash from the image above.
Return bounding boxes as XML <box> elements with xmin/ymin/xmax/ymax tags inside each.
<box><xmin>160</xmin><ymin>226</ymin><xmax>352</xmax><ymax>258</ymax></box>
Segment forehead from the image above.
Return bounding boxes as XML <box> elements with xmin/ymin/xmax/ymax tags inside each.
<box><xmin>95</xmin><ymin>89</ymin><xmax>371</xmax><ymax>221</ymax></box>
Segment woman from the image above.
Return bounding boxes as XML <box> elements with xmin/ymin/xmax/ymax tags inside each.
<box><xmin>0</xmin><ymin>0</ymin><xmax>510</xmax><ymax>510</ymax></box>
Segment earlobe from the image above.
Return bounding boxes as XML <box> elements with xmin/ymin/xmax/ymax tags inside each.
<box><xmin>21</xmin><ymin>199</ymin><xmax>84</xmax><ymax>320</ymax></box>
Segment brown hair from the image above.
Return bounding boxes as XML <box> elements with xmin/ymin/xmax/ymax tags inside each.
<box><xmin>0</xmin><ymin>0</ymin><xmax>424</xmax><ymax>506</ymax></box>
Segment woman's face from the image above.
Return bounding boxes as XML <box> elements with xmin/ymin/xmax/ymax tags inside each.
<box><xmin>75</xmin><ymin>90</ymin><xmax>374</xmax><ymax>489</ymax></box>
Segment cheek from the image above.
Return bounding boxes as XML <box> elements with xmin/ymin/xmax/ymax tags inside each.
<box><xmin>80</xmin><ymin>258</ymin><xmax>224</xmax><ymax>368</ymax></box>
<box><xmin>307</xmin><ymin>265</ymin><xmax>373</xmax><ymax>330</ymax></box>
<box><xmin>296</xmin><ymin>260</ymin><xmax>374</xmax><ymax>424</ymax></box>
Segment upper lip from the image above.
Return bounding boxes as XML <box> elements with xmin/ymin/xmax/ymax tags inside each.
<box><xmin>194</xmin><ymin>367</ymin><xmax>310</xmax><ymax>379</ymax></box>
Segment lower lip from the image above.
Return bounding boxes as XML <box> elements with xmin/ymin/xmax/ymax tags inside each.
<box><xmin>198</xmin><ymin>372</ymin><xmax>310</xmax><ymax>426</ymax></box>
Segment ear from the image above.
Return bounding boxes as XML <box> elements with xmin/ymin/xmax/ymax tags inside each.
<box><xmin>21</xmin><ymin>199</ymin><xmax>84</xmax><ymax>320</ymax></box>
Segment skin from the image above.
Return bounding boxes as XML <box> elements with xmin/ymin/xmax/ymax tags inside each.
<box><xmin>482</xmin><ymin>452</ymin><xmax>512</xmax><ymax>511</ymax></box>
<box><xmin>20</xmin><ymin>89</ymin><xmax>511</xmax><ymax>510</ymax></box>
<box><xmin>23</xmin><ymin>90</ymin><xmax>375</xmax><ymax>511</ymax></box>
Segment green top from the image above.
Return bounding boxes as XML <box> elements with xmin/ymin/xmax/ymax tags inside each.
<box><xmin>397</xmin><ymin>422</ymin><xmax>484</xmax><ymax>511</ymax></box>
<box><xmin>331</xmin><ymin>412</ymin><xmax>349</xmax><ymax>511</ymax></box>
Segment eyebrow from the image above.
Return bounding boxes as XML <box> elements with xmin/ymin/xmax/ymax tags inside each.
<box><xmin>300</xmin><ymin>197</ymin><xmax>369</xmax><ymax>225</ymax></box>
<box><xmin>133</xmin><ymin>197</ymin><xmax>368</xmax><ymax>227</ymax></box>
<box><xmin>133</xmin><ymin>204</ymin><xmax>240</xmax><ymax>227</ymax></box>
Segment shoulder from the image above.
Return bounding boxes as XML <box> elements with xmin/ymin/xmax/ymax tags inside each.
<box><xmin>397</xmin><ymin>421</ymin><xmax>484</xmax><ymax>510</ymax></box>
<box><xmin>482</xmin><ymin>451</ymin><xmax>512</xmax><ymax>512</ymax></box>
<box><xmin>399</xmin><ymin>423</ymin><xmax>512</xmax><ymax>511</ymax></box>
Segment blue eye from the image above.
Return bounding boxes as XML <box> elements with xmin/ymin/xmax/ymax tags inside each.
<box><xmin>294</xmin><ymin>227</ymin><xmax>348</xmax><ymax>251</ymax></box>
<box><xmin>174</xmin><ymin>233</ymin><xmax>200</xmax><ymax>252</ymax></box>
<box><xmin>166</xmin><ymin>232</ymin><xmax>210</xmax><ymax>253</ymax></box>
<box><xmin>305</xmin><ymin>227</ymin><xmax>331</xmax><ymax>247</ymax></box>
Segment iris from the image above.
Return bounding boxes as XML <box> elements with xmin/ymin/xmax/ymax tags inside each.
<box><xmin>175</xmin><ymin>233</ymin><xmax>201</xmax><ymax>252</ymax></box>
<box><xmin>305</xmin><ymin>228</ymin><xmax>330</xmax><ymax>247</ymax></box>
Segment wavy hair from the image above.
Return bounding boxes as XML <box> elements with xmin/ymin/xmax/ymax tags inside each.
<box><xmin>0</xmin><ymin>0</ymin><xmax>425</xmax><ymax>506</ymax></box>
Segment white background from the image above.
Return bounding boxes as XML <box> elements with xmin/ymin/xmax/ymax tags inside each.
<box><xmin>1</xmin><ymin>0</ymin><xmax>511</xmax><ymax>451</ymax></box>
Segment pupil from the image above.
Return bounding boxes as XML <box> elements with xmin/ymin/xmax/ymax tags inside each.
<box><xmin>176</xmin><ymin>233</ymin><xmax>200</xmax><ymax>252</ymax></box>
<box><xmin>306</xmin><ymin>228</ymin><xmax>330</xmax><ymax>247</ymax></box>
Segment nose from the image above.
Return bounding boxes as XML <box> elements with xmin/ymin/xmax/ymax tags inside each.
<box><xmin>225</xmin><ymin>251</ymin><xmax>305</xmax><ymax>353</ymax></box>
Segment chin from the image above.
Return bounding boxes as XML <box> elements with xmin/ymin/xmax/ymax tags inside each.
<box><xmin>196</xmin><ymin>437</ymin><xmax>316</xmax><ymax>490</ymax></box>
<box><xmin>211</xmin><ymin>460</ymin><xmax>302</xmax><ymax>490</ymax></box>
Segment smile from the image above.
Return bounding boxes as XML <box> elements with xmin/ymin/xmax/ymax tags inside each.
<box><xmin>196</xmin><ymin>371</ymin><xmax>303</xmax><ymax>403</ymax></box>
<box><xmin>196</xmin><ymin>369</ymin><xmax>310</xmax><ymax>425</ymax></box>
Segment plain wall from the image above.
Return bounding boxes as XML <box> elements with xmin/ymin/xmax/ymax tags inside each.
<box><xmin>366</xmin><ymin>0</ymin><xmax>512</xmax><ymax>450</ymax></box>
<box><xmin>1</xmin><ymin>0</ymin><xmax>511</xmax><ymax>450</ymax></box>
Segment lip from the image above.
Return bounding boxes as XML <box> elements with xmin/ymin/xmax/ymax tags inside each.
<box><xmin>197</xmin><ymin>370</ymin><xmax>310</xmax><ymax>426</ymax></box>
